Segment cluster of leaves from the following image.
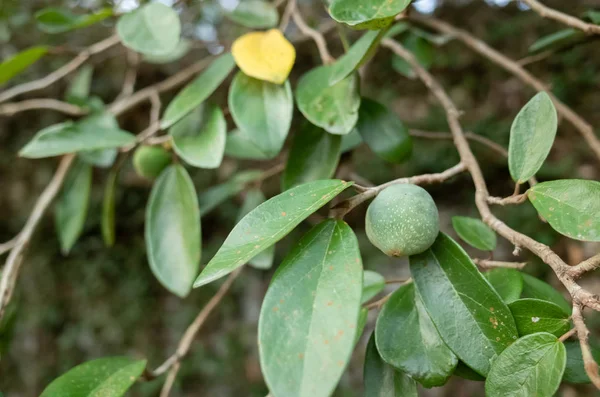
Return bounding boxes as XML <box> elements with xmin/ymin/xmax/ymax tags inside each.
<box><xmin>2</xmin><ymin>0</ymin><xmax>600</xmax><ymax>396</ymax></box>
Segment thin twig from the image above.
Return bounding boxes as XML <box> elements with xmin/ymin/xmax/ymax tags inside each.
<box><xmin>116</xmin><ymin>50</ymin><xmax>140</xmax><ymax>100</ymax></box>
<box><xmin>159</xmin><ymin>362</ymin><xmax>180</xmax><ymax>397</ymax></box>
<box><xmin>474</xmin><ymin>259</ymin><xmax>527</xmax><ymax>270</ymax></box>
<box><xmin>520</xmin><ymin>0</ymin><xmax>600</xmax><ymax>35</ymax></box>
<box><xmin>0</xmin><ymin>35</ymin><xmax>120</xmax><ymax>103</ymax></box>
<box><xmin>290</xmin><ymin>2</ymin><xmax>334</xmax><ymax>64</ymax></box>
<box><xmin>0</xmin><ymin>237</ymin><xmax>18</xmax><ymax>256</ymax></box>
<box><xmin>385</xmin><ymin>278</ymin><xmax>408</xmax><ymax>284</ymax></box>
<box><xmin>572</xmin><ymin>304</ymin><xmax>600</xmax><ymax>388</ymax></box>
<box><xmin>569</xmin><ymin>253</ymin><xmax>600</xmax><ymax>279</ymax></box>
<box><xmin>0</xmin><ymin>99</ymin><xmax>87</xmax><ymax>117</ymax></box>
<box><xmin>487</xmin><ymin>193</ymin><xmax>528</xmax><ymax>206</ymax></box>
<box><xmin>558</xmin><ymin>327</ymin><xmax>577</xmax><ymax>343</ymax></box>
<box><xmin>279</xmin><ymin>0</ymin><xmax>294</xmax><ymax>32</ymax></box>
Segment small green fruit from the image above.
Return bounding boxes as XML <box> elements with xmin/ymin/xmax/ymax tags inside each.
<box><xmin>366</xmin><ymin>184</ymin><xmax>439</xmax><ymax>257</ymax></box>
<box><xmin>133</xmin><ymin>146</ymin><xmax>172</xmax><ymax>180</ymax></box>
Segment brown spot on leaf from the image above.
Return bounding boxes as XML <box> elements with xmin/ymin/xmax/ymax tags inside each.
<box><xmin>281</xmin><ymin>212</ymin><xmax>287</xmax><ymax>217</ymax></box>
<box><xmin>490</xmin><ymin>317</ymin><xmax>499</xmax><ymax>327</ymax></box>
<box><xmin>298</xmin><ymin>353</ymin><xmax>304</xmax><ymax>359</ymax></box>
<box><xmin>327</xmin><ymin>301</ymin><xmax>334</xmax><ymax>306</ymax></box>
<box><xmin>490</xmin><ymin>307</ymin><xmax>495</xmax><ymax>312</ymax></box>
<box><xmin>273</xmin><ymin>306</ymin><xmax>279</xmax><ymax>312</ymax></box>
<box><xmin>324</xmin><ymin>339</ymin><xmax>329</xmax><ymax>345</ymax></box>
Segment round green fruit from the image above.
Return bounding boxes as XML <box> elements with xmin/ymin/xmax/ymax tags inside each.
<box><xmin>133</xmin><ymin>146</ymin><xmax>172</xmax><ymax>180</ymax></box>
<box><xmin>365</xmin><ymin>184</ymin><xmax>439</xmax><ymax>257</ymax></box>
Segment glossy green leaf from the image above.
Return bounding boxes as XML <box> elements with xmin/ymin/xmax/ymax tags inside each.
<box><xmin>585</xmin><ymin>10</ymin><xmax>600</xmax><ymax>24</ymax></box>
<box><xmin>102</xmin><ymin>167</ymin><xmax>119</xmax><ymax>247</ymax></box>
<box><xmin>329</xmin><ymin>0</ymin><xmax>411</xmax><ymax>29</ymax></box>
<box><xmin>521</xmin><ymin>273</ymin><xmax>571</xmax><ymax>313</ymax></box>
<box><xmin>329</xmin><ymin>30</ymin><xmax>382</xmax><ymax>86</ymax></box>
<box><xmin>55</xmin><ymin>159</ymin><xmax>92</xmax><ymax>255</ymax></box>
<box><xmin>79</xmin><ymin>149</ymin><xmax>117</xmax><ymax>168</ymax></box>
<box><xmin>236</xmin><ymin>189</ymin><xmax>274</xmax><ymax>270</ymax></box>
<box><xmin>228</xmin><ymin>71</ymin><xmax>292</xmax><ymax>158</ymax></box>
<box><xmin>563</xmin><ymin>340</ymin><xmax>600</xmax><ymax>384</ymax></box>
<box><xmin>133</xmin><ymin>146</ymin><xmax>172</xmax><ymax>180</ymax></box>
<box><xmin>361</xmin><ymin>270</ymin><xmax>385</xmax><ymax>304</ymax></box>
<box><xmin>453</xmin><ymin>361</ymin><xmax>485</xmax><ymax>382</ymax></box>
<box><xmin>355</xmin><ymin>308</ymin><xmax>369</xmax><ymax>345</ymax></box>
<box><xmin>410</xmin><ymin>233</ymin><xmax>518</xmax><ymax>376</ymax></box>
<box><xmin>0</xmin><ymin>46</ymin><xmax>48</xmax><ymax>85</ymax></box>
<box><xmin>485</xmin><ymin>268</ymin><xmax>523</xmax><ymax>303</ymax></box>
<box><xmin>142</xmin><ymin>39</ymin><xmax>191</xmax><ymax>64</ymax></box>
<box><xmin>340</xmin><ymin>128</ymin><xmax>362</xmax><ymax>152</ymax></box>
<box><xmin>355</xmin><ymin>98</ymin><xmax>412</xmax><ymax>163</ymax></box>
<box><xmin>194</xmin><ymin>179</ymin><xmax>353</xmax><ymax>287</ymax></box>
<box><xmin>508</xmin><ymin>298</ymin><xmax>570</xmax><ymax>337</ymax></box>
<box><xmin>296</xmin><ymin>66</ymin><xmax>360</xmax><ymax>135</ymax></box>
<box><xmin>169</xmin><ymin>103</ymin><xmax>226</xmax><ymax>169</ymax></box>
<box><xmin>40</xmin><ymin>356</ymin><xmax>146</xmax><ymax>397</ymax></box>
<box><xmin>528</xmin><ymin>179</ymin><xmax>600</xmax><ymax>241</ymax></box>
<box><xmin>224</xmin><ymin>129</ymin><xmax>272</xmax><ymax>160</ymax></box>
<box><xmin>20</xmin><ymin>114</ymin><xmax>135</xmax><ymax>158</ymax></box>
<box><xmin>452</xmin><ymin>216</ymin><xmax>497</xmax><ymax>251</ymax></box>
<box><xmin>117</xmin><ymin>3</ymin><xmax>180</xmax><ymax>56</ymax></box>
<box><xmin>258</xmin><ymin>219</ymin><xmax>363</xmax><ymax>397</ymax></box>
<box><xmin>198</xmin><ymin>170</ymin><xmax>263</xmax><ymax>216</ymax></box>
<box><xmin>376</xmin><ymin>283</ymin><xmax>457</xmax><ymax>387</ymax></box>
<box><xmin>161</xmin><ymin>53</ymin><xmax>235</xmax><ymax>129</ymax></box>
<box><xmin>508</xmin><ymin>92</ymin><xmax>557</xmax><ymax>184</ymax></box>
<box><xmin>65</xmin><ymin>65</ymin><xmax>93</xmax><ymax>102</ymax></box>
<box><xmin>146</xmin><ymin>165</ymin><xmax>201</xmax><ymax>297</ymax></box>
<box><xmin>485</xmin><ymin>332</ymin><xmax>566</xmax><ymax>397</ymax></box>
<box><xmin>364</xmin><ymin>333</ymin><xmax>418</xmax><ymax>397</ymax></box>
<box><xmin>282</xmin><ymin>124</ymin><xmax>341</xmax><ymax>191</ymax></box>
<box><xmin>529</xmin><ymin>29</ymin><xmax>582</xmax><ymax>53</ymax></box>
<box><xmin>226</xmin><ymin>0</ymin><xmax>278</xmax><ymax>28</ymax></box>
<box><xmin>35</xmin><ymin>7</ymin><xmax>112</xmax><ymax>34</ymax></box>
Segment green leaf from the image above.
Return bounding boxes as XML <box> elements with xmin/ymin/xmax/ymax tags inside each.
<box><xmin>584</xmin><ymin>10</ymin><xmax>600</xmax><ymax>24</ymax></box>
<box><xmin>528</xmin><ymin>29</ymin><xmax>582</xmax><ymax>53</ymax></box>
<box><xmin>102</xmin><ymin>167</ymin><xmax>119</xmax><ymax>247</ymax></box>
<box><xmin>391</xmin><ymin>35</ymin><xmax>434</xmax><ymax>79</ymax></box>
<box><xmin>20</xmin><ymin>113</ymin><xmax>135</xmax><ymax>158</ymax></box>
<box><xmin>528</xmin><ymin>179</ymin><xmax>600</xmax><ymax>242</ymax></box>
<box><xmin>170</xmin><ymin>103</ymin><xmax>226</xmax><ymax>169</ymax></box>
<box><xmin>508</xmin><ymin>298</ymin><xmax>570</xmax><ymax>337</ymax></box>
<box><xmin>485</xmin><ymin>268</ymin><xmax>523</xmax><ymax>303</ymax></box>
<box><xmin>146</xmin><ymin>165</ymin><xmax>201</xmax><ymax>297</ymax></box>
<box><xmin>563</xmin><ymin>340</ymin><xmax>600</xmax><ymax>384</ymax></box>
<box><xmin>40</xmin><ymin>356</ymin><xmax>146</xmax><ymax>397</ymax></box>
<box><xmin>451</xmin><ymin>216</ymin><xmax>497</xmax><ymax>251</ymax></box>
<box><xmin>410</xmin><ymin>233</ymin><xmax>518</xmax><ymax>376</ymax></box>
<box><xmin>375</xmin><ymin>283</ymin><xmax>457</xmax><ymax>387</ymax></box>
<box><xmin>65</xmin><ymin>65</ymin><xmax>93</xmax><ymax>103</ymax></box>
<box><xmin>508</xmin><ymin>92</ymin><xmax>557</xmax><ymax>184</ymax></box>
<box><xmin>236</xmin><ymin>189</ymin><xmax>274</xmax><ymax>270</ymax></box>
<box><xmin>328</xmin><ymin>0</ymin><xmax>411</xmax><ymax>30</ymax></box>
<box><xmin>485</xmin><ymin>332</ymin><xmax>566</xmax><ymax>397</ymax></box>
<box><xmin>228</xmin><ymin>71</ymin><xmax>293</xmax><ymax>157</ymax></box>
<box><xmin>35</xmin><ymin>7</ymin><xmax>113</xmax><ymax>34</ymax></box>
<box><xmin>361</xmin><ymin>270</ymin><xmax>385</xmax><ymax>304</ymax></box>
<box><xmin>329</xmin><ymin>30</ymin><xmax>382</xmax><ymax>86</ymax></box>
<box><xmin>340</xmin><ymin>128</ymin><xmax>362</xmax><ymax>153</ymax></box>
<box><xmin>55</xmin><ymin>159</ymin><xmax>92</xmax><ymax>254</ymax></box>
<box><xmin>296</xmin><ymin>66</ymin><xmax>360</xmax><ymax>135</ymax></box>
<box><xmin>521</xmin><ymin>273</ymin><xmax>571</xmax><ymax>313</ymax></box>
<box><xmin>194</xmin><ymin>179</ymin><xmax>353</xmax><ymax>287</ymax></box>
<box><xmin>355</xmin><ymin>98</ymin><xmax>412</xmax><ymax>163</ymax></box>
<box><xmin>364</xmin><ymin>333</ymin><xmax>418</xmax><ymax>397</ymax></box>
<box><xmin>282</xmin><ymin>124</ymin><xmax>341</xmax><ymax>191</ymax></box>
<box><xmin>226</xmin><ymin>0</ymin><xmax>278</xmax><ymax>29</ymax></box>
<box><xmin>142</xmin><ymin>39</ymin><xmax>191</xmax><ymax>64</ymax></box>
<box><xmin>224</xmin><ymin>129</ymin><xmax>271</xmax><ymax>160</ymax></box>
<box><xmin>79</xmin><ymin>149</ymin><xmax>117</xmax><ymax>169</ymax></box>
<box><xmin>133</xmin><ymin>146</ymin><xmax>172</xmax><ymax>180</ymax></box>
<box><xmin>117</xmin><ymin>3</ymin><xmax>180</xmax><ymax>56</ymax></box>
<box><xmin>161</xmin><ymin>53</ymin><xmax>235</xmax><ymax>129</ymax></box>
<box><xmin>258</xmin><ymin>219</ymin><xmax>363</xmax><ymax>397</ymax></box>
<box><xmin>198</xmin><ymin>170</ymin><xmax>263</xmax><ymax>216</ymax></box>
<box><xmin>355</xmin><ymin>308</ymin><xmax>369</xmax><ymax>345</ymax></box>
<box><xmin>0</xmin><ymin>46</ymin><xmax>49</xmax><ymax>85</ymax></box>
<box><xmin>453</xmin><ymin>361</ymin><xmax>485</xmax><ymax>382</ymax></box>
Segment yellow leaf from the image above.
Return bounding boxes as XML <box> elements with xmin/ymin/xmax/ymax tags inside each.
<box><xmin>232</xmin><ymin>29</ymin><xmax>295</xmax><ymax>84</ymax></box>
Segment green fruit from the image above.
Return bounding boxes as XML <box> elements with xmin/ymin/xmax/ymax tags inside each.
<box><xmin>365</xmin><ymin>184</ymin><xmax>439</xmax><ymax>257</ymax></box>
<box><xmin>133</xmin><ymin>146</ymin><xmax>172</xmax><ymax>180</ymax></box>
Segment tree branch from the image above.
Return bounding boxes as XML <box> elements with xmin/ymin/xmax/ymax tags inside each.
<box><xmin>569</xmin><ymin>253</ymin><xmax>600</xmax><ymax>279</ymax></box>
<box><xmin>572</xmin><ymin>304</ymin><xmax>600</xmax><ymax>389</ymax></box>
<box><xmin>520</xmin><ymin>0</ymin><xmax>600</xmax><ymax>35</ymax></box>
<box><xmin>0</xmin><ymin>99</ymin><xmax>87</xmax><ymax>117</ymax></box>
<box><xmin>290</xmin><ymin>1</ymin><xmax>334</xmax><ymax>64</ymax></box>
<box><xmin>473</xmin><ymin>259</ymin><xmax>527</xmax><ymax>270</ymax></box>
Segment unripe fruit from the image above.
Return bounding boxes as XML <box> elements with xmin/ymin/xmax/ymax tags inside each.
<box><xmin>133</xmin><ymin>146</ymin><xmax>172</xmax><ymax>180</ymax></box>
<box><xmin>365</xmin><ymin>184</ymin><xmax>439</xmax><ymax>257</ymax></box>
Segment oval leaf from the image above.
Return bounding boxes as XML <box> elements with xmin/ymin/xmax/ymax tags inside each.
<box><xmin>529</xmin><ymin>29</ymin><xmax>581</xmax><ymax>53</ymax></box>
<box><xmin>508</xmin><ymin>92</ymin><xmax>557</xmax><ymax>184</ymax></box>
<box><xmin>226</xmin><ymin>0</ymin><xmax>278</xmax><ymax>28</ymax></box>
<box><xmin>485</xmin><ymin>332</ymin><xmax>566</xmax><ymax>397</ymax></box>
<box><xmin>170</xmin><ymin>103</ymin><xmax>226</xmax><ymax>169</ymax></box>
<box><xmin>563</xmin><ymin>340</ymin><xmax>600</xmax><ymax>384</ymax></box>
<box><xmin>229</xmin><ymin>71</ymin><xmax>293</xmax><ymax>157</ymax></box>
<box><xmin>485</xmin><ymin>268</ymin><xmax>523</xmax><ymax>303</ymax></box>
<box><xmin>232</xmin><ymin>29</ymin><xmax>295</xmax><ymax>84</ymax></box>
<box><xmin>161</xmin><ymin>53</ymin><xmax>235</xmax><ymax>129</ymax></box>
<box><xmin>355</xmin><ymin>97</ymin><xmax>412</xmax><ymax>163</ymax></box>
<box><xmin>236</xmin><ymin>189</ymin><xmax>274</xmax><ymax>270</ymax></box>
<box><xmin>224</xmin><ymin>129</ymin><xmax>273</xmax><ymax>160</ymax></box>
<box><xmin>36</xmin><ymin>7</ymin><xmax>113</xmax><ymax>34</ymax></box>
<box><xmin>376</xmin><ymin>283</ymin><xmax>457</xmax><ymax>387</ymax></box>
<box><xmin>361</xmin><ymin>270</ymin><xmax>385</xmax><ymax>304</ymax></box>
<box><xmin>509</xmin><ymin>298</ymin><xmax>570</xmax><ymax>337</ymax></box>
<box><xmin>102</xmin><ymin>167</ymin><xmax>119</xmax><ymax>247</ymax></box>
<box><xmin>0</xmin><ymin>46</ymin><xmax>48</xmax><ymax>85</ymax></box>
<box><xmin>198</xmin><ymin>170</ymin><xmax>263</xmax><ymax>216</ymax></box>
<box><xmin>410</xmin><ymin>233</ymin><xmax>518</xmax><ymax>376</ymax></box>
<box><xmin>40</xmin><ymin>356</ymin><xmax>146</xmax><ymax>397</ymax></box>
<box><xmin>364</xmin><ymin>333</ymin><xmax>418</xmax><ymax>397</ymax></box>
<box><xmin>453</xmin><ymin>361</ymin><xmax>485</xmax><ymax>382</ymax></box>
<box><xmin>117</xmin><ymin>3</ymin><xmax>180</xmax><ymax>56</ymax></box>
<box><xmin>521</xmin><ymin>273</ymin><xmax>571</xmax><ymax>313</ymax></box>
<box><xmin>194</xmin><ymin>179</ymin><xmax>353</xmax><ymax>287</ymax></box>
<box><xmin>296</xmin><ymin>66</ymin><xmax>360</xmax><ymax>135</ymax></box>
<box><xmin>146</xmin><ymin>165</ymin><xmax>201</xmax><ymax>297</ymax></box>
<box><xmin>329</xmin><ymin>30</ymin><xmax>382</xmax><ymax>86</ymax></box>
<box><xmin>282</xmin><ymin>123</ymin><xmax>341</xmax><ymax>191</ymax></box>
<box><xmin>340</xmin><ymin>128</ymin><xmax>362</xmax><ymax>153</ymax></box>
<box><xmin>55</xmin><ymin>159</ymin><xmax>92</xmax><ymax>254</ymax></box>
<box><xmin>528</xmin><ymin>179</ymin><xmax>600</xmax><ymax>241</ymax></box>
<box><xmin>452</xmin><ymin>216</ymin><xmax>497</xmax><ymax>251</ymax></box>
<box><xmin>258</xmin><ymin>219</ymin><xmax>363</xmax><ymax>397</ymax></box>
<box><xmin>329</xmin><ymin>0</ymin><xmax>411</xmax><ymax>29</ymax></box>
